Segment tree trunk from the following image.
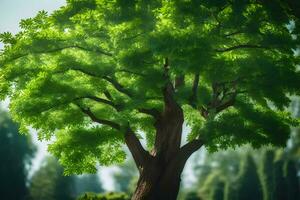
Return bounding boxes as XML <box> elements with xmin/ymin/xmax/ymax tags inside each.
<box><xmin>131</xmin><ymin>158</ymin><xmax>183</xmax><ymax>200</ymax></box>
<box><xmin>128</xmin><ymin>59</ymin><xmax>204</xmax><ymax>200</ymax></box>
<box><xmin>130</xmin><ymin>135</ymin><xmax>204</xmax><ymax>200</ymax></box>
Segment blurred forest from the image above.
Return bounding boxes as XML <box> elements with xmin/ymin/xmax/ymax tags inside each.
<box><xmin>0</xmin><ymin>99</ymin><xmax>299</xmax><ymax>200</ymax></box>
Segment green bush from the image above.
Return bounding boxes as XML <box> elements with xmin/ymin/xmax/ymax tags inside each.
<box><xmin>77</xmin><ymin>192</ymin><xmax>129</xmax><ymax>200</ymax></box>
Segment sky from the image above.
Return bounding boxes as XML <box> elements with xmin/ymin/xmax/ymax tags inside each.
<box><xmin>0</xmin><ymin>0</ymin><xmax>66</xmax><ymax>48</ymax></box>
<box><xmin>0</xmin><ymin>0</ymin><xmax>201</xmax><ymax>191</ymax></box>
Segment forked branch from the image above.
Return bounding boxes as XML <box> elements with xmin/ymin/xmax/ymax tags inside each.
<box><xmin>125</xmin><ymin>127</ymin><xmax>152</xmax><ymax>170</ymax></box>
<box><xmin>76</xmin><ymin>103</ymin><xmax>121</xmax><ymax>130</ymax></box>
<box><xmin>169</xmin><ymin>139</ymin><xmax>204</xmax><ymax>174</ymax></box>
<box><xmin>76</xmin><ymin>102</ymin><xmax>150</xmax><ymax>169</ymax></box>
<box><xmin>179</xmin><ymin>139</ymin><xmax>204</xmax><ymax>162</ymax></box>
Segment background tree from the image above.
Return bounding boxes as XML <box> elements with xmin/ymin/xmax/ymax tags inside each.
<box><xmin>196</xmin><ymin>150</ymin><xmax>240</xmax><ymax>184</ymax></box>
<box><xmin>284</xmin><ymin>160</ymin><xmax>299</xmax><ymax>200</ymax></box>
<box><xmin>235</xmin><ymin>154</ymin><xmax>263</xmax><ymax>200</ymax></box>
<box><xmin>30</xmin><ymin>156</ymin><xmax>107</xmax><ymax>200</ymax></box>
<box><xmin>0</xmin><ymin>0</ymin><xmax>300</xmax><ymax>199</ymax></box>
<box><xmin>183</xmin><ymin>191</ymin><xmax>202</xmax><ymax>200</ymax></box>
<box><xmin>199</xmin><ymin>171</ymin><xmax>225</xmax><ymax>200</ymax></box>
<box><xmin>74</xmin><ymin>174</ymin><xmax>104</xmax><ymax>197</ymax></box>
<box><xmin>195</xmin><ymin>149</ymin><xmax>262</xmax><ymax>200</ymax></box>
<box><xmin>259</xmin><ymin>149</ymin><xmax>275</xmax><ymax>200</ymax></box>
<box><xmin>29</xmin><ymin>156</ymin><xmax>76</xmax><ymax>200</ymax></box>
<box><xmin>0</xmin><ymin>110</ymin><xmax>35</xmax><ymax>200</ymax></box>
<box><xmin>113</xmin><ymin>158</ymin><xmax>138</xmax><ymax>194</ymax></box>
<box><xmin>273</xmin><ymin>156</ymin><xmax>287</xmax><ymax>200</ymax></box>
<box><xmin>192</xmin><ymin>147</ymin><xmax>299</xmax><ymax>200</ymax></box>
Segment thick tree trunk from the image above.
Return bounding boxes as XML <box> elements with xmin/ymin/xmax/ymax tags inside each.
<box><xmin>128</xmin><ymin>59</ymin><xmax>204</xmax><ymax>200</ymax></box>
<box><xmin>131</xmin><ymin>158</ymin><xmax>183</xmax><ymax>200</ymax></box>
<box><xmin>130</xmin><ymin>134</ymin><xmax>204</xmax><ymax>200</ymax></box>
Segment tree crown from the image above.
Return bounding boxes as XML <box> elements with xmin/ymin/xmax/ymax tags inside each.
<box><xmin>0</xmin><ymin>0</ymin><xmax>299</xmax><ymax>173</ymax></box>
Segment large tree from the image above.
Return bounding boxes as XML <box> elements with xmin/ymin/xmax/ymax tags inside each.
<box><xmin>259</xmin><ymin>150</ymin><xmax>275</xmax><ymax>200</ymax></box>
<box><xmin>0</xmin><ymin>0</ymin><xmax>300</xmax><ymax>199</ymax></box>
<box><xmin>234</xmin><ymin>154</ymin><xmax>263</xmax><ymax>200</ymax></box>
<box><xmin>0</xmin><ymin>110</ymin><xmax>35</xmax><ymax>200</ymax></box>
<box><xmin>29</xmin><ymin>157</ymin><xmax>76</xmax><ymax>200</ymax></box>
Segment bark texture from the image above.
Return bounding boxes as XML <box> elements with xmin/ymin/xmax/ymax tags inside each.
<box><xmin>130</xmin><ymin>82</ymin><xmax>203</xmax><ymax>200</ymax></box>
<box><xmin>128</xmin><ymin>59</ymin><xmax>204</xmax><ymax>200</ymax></box>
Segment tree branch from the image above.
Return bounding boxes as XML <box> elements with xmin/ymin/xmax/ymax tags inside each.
<box><xmin>75</xmin><ymin>103</ymin><xmax>121</xmax><ymax>130</ymax></box>
<box><xmin>56</xmin><ymin>68</ymin><xmax>161</xmax><ymax>119</ymax></box>
<box><xmin>102</xmin><ymin>76</ymin><xmax>133</xmax><ymax>98</ymax></box>
<box><xmin>179</xmin><ymin>139</ymin><xmax>204</xmax><ymax>161</ymax></box>
<box><xmin>175</xmin><ymin>75</ymin><xmax>185</xmax><ymax>89</ymax></box>
<box><xmin>124</xmin><ymin>127</ymin><xmax>151</xmax><ymax>170</ymax></box>
<box><xmin>215</xmin><ymin>97</ymin><xmax>236</xmax><ymax>113</ymax></box>
<box><xmin>6</xmin><ymin>45</ymin><xmax>112</xmax><ymax>63</ymax></box>
<box><xmin>104</xmin><ymin>90</ymin><xmax>113</xmax><ymax>101</ymax></box>
<box><xmin>116</xmin><ymin>69</ymin><xmax>146</xmax><ymax>76</ymax></box>
<box><xmin>162</xmin><ymin>57</ymin><xmax>178</xmax><ymax>110</ymax></box>
<box><xmin>54</xmin><ymin>67</ymin><xmax>100</xmax><ymax>78</ymax></box>
<box><xmin>75</xmin><ymin>95</ymin><xmax>123</xmax><ymax>111</ymax></box>
<box><xmin>167</xmin><ymin>139</ymin><xmax>204</xmax><ymax>174</ymax></box>
<box><xmin>224</xmin><ymin>30</ymin><xmax>244</xmax><ymax>37</ymax></box>
<box><xmin>189</xmin><ymin>72</ymin><xmax>200</xmax><ymax>108</ymax></box>
<box><xmin>55</xmin><ymin>68</ymin><xmax>135</xmax><ymax>99</ymax></box>
<box><xmin>137</xmin><ymin>108</ymin><xmax>160</xmax><ymax>118</ymax></box>
<box><xmin>215</xmin><ymin>44</ymin><xmax>268</xmax><ymax>52</ymax></box>
<box><xmin>76</xmin><ymin>102</ymin><xmax>150</xmax><ymax>169</ymax></box>
<box><xmin>77</xmin><ymin>95</ymin><xmax>114</xmax><ymax>106</ymax></box>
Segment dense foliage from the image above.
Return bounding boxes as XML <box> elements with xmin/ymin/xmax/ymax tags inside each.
<box><xmin>0</xmin><ymin>0</ymin><xmax>299</xmax><ymax>177</ymax></box>
<box><xmin>0</xmin><ymin>110</ymin><xmax>35</xmax><ymax>200</ymax></box>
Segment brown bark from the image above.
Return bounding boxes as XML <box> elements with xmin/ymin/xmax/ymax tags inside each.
<box><xmin>124</xmin><ymin>127</ymin><xmax>152</xmax><ymax>171</ymax></box>
<box><xmin>130</xmin><ymin>58</ymin><xmax>204</xmax><ymax>200</ymax></box>
<box><xmin>131</xmin><ymin>138</ymin><xmax>204</xmax><ymax>200</ymax></box>
<box><xmin>131</xmin><ymin>100</ymin><xmax>203</xmax><ymax>200</ymax></box>
<box><xmin>131</xmin><ymin>162</ymin><xmax>181</xmax><ymax>200</ymax></box>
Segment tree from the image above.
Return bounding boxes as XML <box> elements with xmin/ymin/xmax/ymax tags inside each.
<box><xmin>113</xmin><ymin>158</ymin><xmax>138</xmax><ymax>194</ymax></box>
<box><xmin>273</xmin><ymin>158</ymin><xmax>288</xmax><ymax>200</ymax></box>
<box><xmin>29</xmin><ymin>157</ymin><xmax>76</xmax><ymax>200</ymax></box>
<box><xmin>210</xmin><ymin>180</ymin><xmax>225</xmax><ymax>200</ymax></box>
<box><xmin>0</xmin><ymin>1</ymin><xmax>299</xmax><ymax>199</ymax></box>
<box><xmin>0</xmin><ymin>110</ymin><xmax>35</xmax><ymax>200</ymax></box>
<box><xmin>284</xmin><ymin>160</ymin><xmax>300</xmax><ymax>200</ymax></box>
<box><xmin>199</xmin><ymin>171</ymin><xmax>225</xmax><ymax>200</ymax></box>
<box><xmin>74</xmin><ymin>174</ymin><xmax>104</xmax><ymax>197</ymax></box>
<box><xmin>259</xmin><ymin>149</ymin><xmax>275</xmax><ymax>200</ymax></box>
<box><xmin>183</xmin><ymin>191</ymin><xmax>202</xmax><ymax>200</ymax></box>
<box><xmin>195</xmin><ymin>150</ymin><xmax>240</xmax><ymax>200</ymax></box>
<box><xmin>30</xmin><ymin>156</ymin><xmax>105</xmax><ymax>200</ymax></box>
<box><xmin>234</xmin><ymin>154</ymin><xmax>263</xmax><ymax>200</ymax></box>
